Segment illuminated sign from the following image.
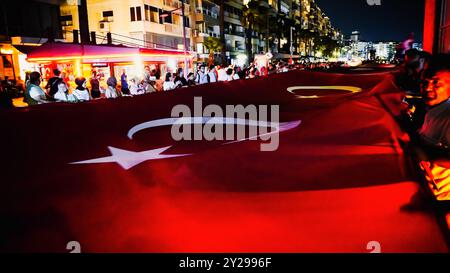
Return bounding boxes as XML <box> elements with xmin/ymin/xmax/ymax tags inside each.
<box><xmin>92</xmin><ymin>63</ymin><xmax>109</xmax><ymax>67</ymax></box>
<box><xmin>1</xmin><ymin>48</ymin><xmax>14</xmax><ymax>55</ymax></box>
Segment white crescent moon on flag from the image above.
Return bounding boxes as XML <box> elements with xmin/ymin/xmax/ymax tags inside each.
<box><xmin>287</xmin><ymin>86</ymin><xmax>363</xmax><ymax>99</ymax></box>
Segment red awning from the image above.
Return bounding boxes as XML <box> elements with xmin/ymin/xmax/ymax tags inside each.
<box><xmin>27</xmin><ymin>42</ymin><xmax>193</xmax><ymax>63</ymax></box>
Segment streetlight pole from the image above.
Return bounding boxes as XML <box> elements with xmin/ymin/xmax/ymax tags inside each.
<box><xmin>181</xmin><ymin>0</ymin><xmax>189</xmax><ymax>78</ymax></box>
<box><xmin>160</xmin><ymin>1</ymin><xmax>189</xmax><ymax>78</ymax></box>
<box><xmin>289</xmin><ymin>27</ymin><xmax>295</xmax><ymax>64</ymax></box>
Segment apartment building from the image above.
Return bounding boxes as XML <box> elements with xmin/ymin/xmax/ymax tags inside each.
<box><xmin>192</xmin><ymin>0</ymin><xmax>220</xmax><ymax>62</ymax></box>
<box><xmin>223</xmin><ymin>0</ymin><xmax>247</xmax><ymax>64</ymax></box>
<box><xmin>57</xmin><ymin>0</ymin><xmax>343</xmax><ymax>64</ymax></box>
<box><xmin>60</xmin><ymin>0</ymin><xmax>194</xmax><ymax>51</ymax></box>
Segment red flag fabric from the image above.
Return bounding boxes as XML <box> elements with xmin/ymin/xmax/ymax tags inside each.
<box><xmin>0</xmin><ymin>70</ymin><xmax>448</xmax><ymax>253</ymax></box>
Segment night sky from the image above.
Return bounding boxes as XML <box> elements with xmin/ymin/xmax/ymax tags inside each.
<box><xmin>314</xmin><ymin>0</ymin><xmax>425</xmax><ymax>42</ymax></box>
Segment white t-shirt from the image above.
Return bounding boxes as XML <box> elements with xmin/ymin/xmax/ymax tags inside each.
<box><xmin>419</xmin><ymin>99</ymin><xmax>450</xmax><ymax>148</ymax></box>
<box><xmin>217</xmin><ymin>69</ymin><xmax>227</xmax><ymax>82</ymax></box>
<box><xmin>208</xmin><ymin>70</ymin><xmax>217</xmax><ymax>83</ymax></box>
<box><xmin>54</xmin><ymin>91</ymin><xmax>76</xmax><ymax>102</ymax></box>
<box><xmin>72</xmin><ymin>89</ymin><xmax>91</xmax><ymax>101</ymax></box>
<box><xmin>130</xmin><ymin>83</ymin><xmax>144</xmax><ymax>95</ymax></box>
<box><xmin>196</xmin><ymin>71</ymin><xmax>209</xmax><ymax>84</ymax></box>
<box><xmin>29</xmin><ymin>85</ymin><xmax>47</xmax><ymax>104</ymax></box>
<box><xmin>224</xmin><ymin>73</ymin><xmax>239</xmax><ymax>81</ymax></box>
<box><xmin>163</xmin><ymin>81</ymin><xmax>176</xmax><ymax>91</ymax></box>
<box><xmin>105</xmin><ymin>86</ymin><xmax>119</xmax><ymax>98</ymax></box>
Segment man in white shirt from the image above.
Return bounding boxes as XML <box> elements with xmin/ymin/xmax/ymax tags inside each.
<box><xmin>217</xmin><ymin>66</ymin><xmax>227</xmax><ymax>82</ymax></box>
<box><xmin>208</xmin><ymin>65</ymin><xmax>217</xmax><ymax>83</ymax></box>
<box><xmin>418</xmin><ymin>57</ymin><xmax>450</xmax><ymax>151</ymax></box>
<box><xmin>195</xmin><ymin>65</ymin><xmax>209</xmax><ymax>85</ymax></box>
<box><xmin>129</xmin><ymin>78</ymin><xmax>145</xmax><ymax>95</ymax></box>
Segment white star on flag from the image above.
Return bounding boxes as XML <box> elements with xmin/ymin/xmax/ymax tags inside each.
<box><xmin>70</xmin><ymin>146</ymin><xmax>190</xmax><ymax>170</ymax></box>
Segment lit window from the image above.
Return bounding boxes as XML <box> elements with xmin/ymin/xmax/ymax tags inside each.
<box><xmin>150</xmin><ymin>7</ymin><xmax>159</xmax><ymax>23</ymax></box>
<box><xmin>103</xmin><ymin>11</ymin><xmax>114</xmax><ymax>22</ymax></box>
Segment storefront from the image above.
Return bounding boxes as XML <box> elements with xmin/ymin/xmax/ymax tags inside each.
<box><xmin>26</xmin><ymin>42</ymin><xmax>194</xmax><ymax>89</ymax></box>
<box><xmin>0</xmin><ymin>43</ymin><xmax>38</xmax><ymax>82</ymax></box>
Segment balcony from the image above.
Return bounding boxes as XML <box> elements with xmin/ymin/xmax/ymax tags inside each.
<box><xmin>225</xmin><ymin>45</ymin><xmax>245</xmax><ymax>52</ymax></box>
<box><xmin>224</xmin><ymin>11</ymin><xmax>239</xmax><ymax>20</ymax></box>
<box><xmin>195</xmin><ymin>8</ymin><xmax>218</xmax><ymax>19</ymax></box>
<box><xmin>193</xmin><ymin>29</ymin><xmax>210</xmax><ymax>38</ymax></box>
<box><xmin>164</xmin><ymin>24</ymin><xmax>191</xmax><ymax>37</ymax></box>
<box><xmin>163</xmin><ymin>0</ymin><xmax>190</xmax><ymax>13</ymax></box>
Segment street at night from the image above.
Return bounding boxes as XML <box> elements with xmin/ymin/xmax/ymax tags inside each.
<box><xmin>0</xmin><ymin>0</ymin><xmax>449</xmax><ymax>270</ymax></box>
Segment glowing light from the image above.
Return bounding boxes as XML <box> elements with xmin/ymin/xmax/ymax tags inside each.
<box><xmin>75</xmin><ymin>59</ymin><xmax>82</xmax><ymax>77</ymax></box>
<box><xmin>167</xmin><ymin>58</ymin><xmax>177</xmax><ymax>72</ymax></box>
<box><xmin>18</xmin><ymin>54</ymin><xmax>35</xmax><ymax>80</ymax></box>
<box><xmin>0</xmin><ymin>48</ymin><xmax>14</xmax><ymax>55</ymax></box>
<box><xmin>286</xmin><ymin>86</ymin><xmax>363</xmax><ymax>99</ymax></box>
<box><xmin>347</xmin><ymin>57</ymin><xmax>362</xmax><ymax>67</ymax></box>
<box><xmin>27</xmin><ymin>53</ymin><xmax>194</xmax><ymax>63</ymax></box>
<box><xmin>446</xmin><ymin>213</ymin><xmax>450</xmax><ymax>230</ymax></box>
<box><xmin>133</xmin><ymin>54</ymin><xmax>144</xmax><ymax>80</ymax></box>
<box><xmin>236</xmin><ymin>54</ymin><xmax>248</xmax><ymax>67</ymax></box>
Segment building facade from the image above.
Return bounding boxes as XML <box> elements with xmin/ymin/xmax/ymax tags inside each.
<box><xmin>424</xmin><ymin>0</ymin><xmax>449</xmax><ymax>54</ymax></box>
<box><xmin>56</xmin><ymin>0</ymin><xmax>342</xmax><ymax>66</ymax></box>
<box><xmin>0</xmin><ymin>0</ymin><xmax>64</xmax><ymax>81</ymax></box>
<box><xmin>60</xmin><ymin>0</ymin><xmax>194</xmax><ymax>51</ymax></box>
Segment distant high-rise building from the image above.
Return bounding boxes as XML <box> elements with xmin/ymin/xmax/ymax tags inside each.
<box><xmin>350</xmin><ymin>31</ymin><xmax>360</xmax><ymax>42</ymax></box>
<box><xmin>373</xmin><ymin>42</ymin><xmax>397</xmax><ymax>60</ymax></box>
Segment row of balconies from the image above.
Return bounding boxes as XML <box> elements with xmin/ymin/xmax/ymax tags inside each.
<box><xmin>195</xmin><ymin>7</ymin><xmax>218</xmax><ymax>19</ymax></box>
<box><xmin>162</xmin><ymin>0</ymin><xmax>191</xmax><ymax>12</ymax></box>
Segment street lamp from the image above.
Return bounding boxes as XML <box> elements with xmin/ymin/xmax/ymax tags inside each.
<box><xmin>289</xmin><ymin>27</ymin><xmax>295</xmax><ymax>64</ymax></box>
<box><xmin>160</xmin><ymin>0</ymin><xmax>189</xmax><ymax>78</ymax></box>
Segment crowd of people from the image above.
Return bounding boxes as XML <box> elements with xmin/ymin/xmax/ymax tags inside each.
<box><xmin>399</xmin><ymin>51</ymin><xmax>450</xmax><ymax>150</ymax></box>
<box><xmin>0</xmin><ymin>59</ymin><xmax>348</xmax><ymax>108</ymax></box>
<box><xmin>395</xmin><ymin>50</ymin><xmax>450</xmax><ymax>202</ymax></box>
<box><xmin>1</xmin><ymin>55</ymin><xmax>448</xmax><ymax>156</ymax></box>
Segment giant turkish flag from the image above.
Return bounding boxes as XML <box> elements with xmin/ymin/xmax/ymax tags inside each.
<box><xmin>0</xmin><ymin>70</ymin><xmax>448</xmax><ymax>253</ymax></box>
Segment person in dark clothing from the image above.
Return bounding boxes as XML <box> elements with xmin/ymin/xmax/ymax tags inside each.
<box><xmin>177</xmin><ymin>68</ymin><xmax>188</xmax><ymax>86</ymax></box>
<box><xmin>0</xmin><ymin>91</ymin><xmax>14</xmax><ymax>109</ymax></box>
<box><xmin>396</xmin><ymin>49</ymin><xmax>432</xmax><ymax>94</ymax></box>
<box><xmin>90</xmin><ymin>71</ymin><xmax>101</xmax><ymax>99</ymax></box>
<box><xmin>45</xmin><ymin>69</ymin><xmax>62</xmax><ymax>98</ymax></box>
<box><xmin>186</xmin><ymin>72</ymin><xmax>197</xmax><ymax>87</ymax></box>
<box><xmin>121</xmin><ymin>70</ymin><xmax>130</xmax><ymax>95</ymax></box>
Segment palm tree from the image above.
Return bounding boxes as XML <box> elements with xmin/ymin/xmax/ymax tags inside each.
<box><xmin>203</xmin><ymin>37</ymin><xmax>223</xmax><ymax>66</ymax></box>
<box><xmin>259</xmin><ymin>2</ymin><xmax>273</xmax><ymax>53</ymax></box>
<box><xmin>320</xmin><ymin>36</ymin><xmax>341</xmax><ymax>57</ymax></box>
